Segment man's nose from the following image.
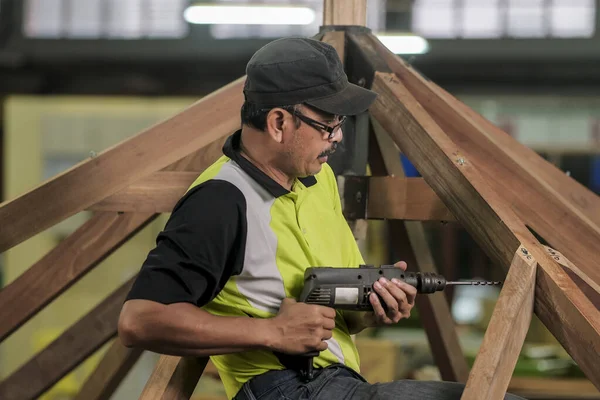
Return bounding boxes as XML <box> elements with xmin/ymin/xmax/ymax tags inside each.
<box><xmin>332</xmin><ymin>127</ymin><xmax>343</xmax><ymax>142</ymax></box>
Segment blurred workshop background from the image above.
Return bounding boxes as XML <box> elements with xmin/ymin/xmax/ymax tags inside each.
<box><xmin>0</xmin><ymin>0</ymin><xmax>599</xmax><ymax>399</ymax></box>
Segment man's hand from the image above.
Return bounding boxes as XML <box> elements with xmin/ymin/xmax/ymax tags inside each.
<box><xmin>363</xmin><ymin>261</ymin><xmax>417</xmax><ymax>327</ymax></box>
<box><xmin>267</xmin><ymin>298</ymin><xmax>336</xmax><ymax>355</ymax></box>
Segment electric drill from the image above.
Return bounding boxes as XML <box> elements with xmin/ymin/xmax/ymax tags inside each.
<box><xmin>277</xmin><ymin>264</ymin><xmax>502</xmax><ymax>381</ymax></box>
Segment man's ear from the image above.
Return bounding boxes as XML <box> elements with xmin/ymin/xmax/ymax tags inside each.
<box><xmin>265</xmin><ymin>108</ymin><xmax>293</xmax><ymax>143</ymax></box>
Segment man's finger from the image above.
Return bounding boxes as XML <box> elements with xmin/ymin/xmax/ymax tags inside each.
<box><xmin>386</xmin><ymin>281</ymin><xmax>409</xmax><ymax>307</ymax></box>
<box><xmin>319</xmin><ymin>306</ymin><xmax>337</xmax><ymax>319</ymax></box>
<box><xmin>370</xmin><ymin>292</ymin><xmax>392</xmax><ymax>324</ymax></box>
<box><xmin>392</xmin><ymin>279</ymin><xmax>417</xmax><ymax>305</ymax></box>
<box><xmin>394</xmin><ymin>261</ymin><xmax>408</xmax><ymax>271</ymax></box>
<box><xmin>322</xmin><ymin>318</ymin><xmax>336</xmax><ymax>330</ymax></box>
<box><xmin>374</xmin><ymin>280</ymin><xmax>400</xmax><ymax>319</ymax></box>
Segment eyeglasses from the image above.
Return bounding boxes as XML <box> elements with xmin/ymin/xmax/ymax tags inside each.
<box><xmin>293</xmin><ymin>110</ymin><xmax>346</xmax><ymax>140</ymax></box>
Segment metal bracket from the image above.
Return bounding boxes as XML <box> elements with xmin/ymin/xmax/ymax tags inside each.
<box><xmin>338</xmin><ymin>175</ymin><xmax>369</xmax><ymax>220</ymax></box>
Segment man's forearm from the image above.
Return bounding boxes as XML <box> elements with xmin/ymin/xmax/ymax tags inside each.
<box><xmin>118</xmin><ymin>300</ymin><xmax>275</xmax><ymax>357</ymax></box>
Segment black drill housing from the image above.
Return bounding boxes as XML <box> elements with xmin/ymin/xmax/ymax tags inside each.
<box><xmin>299</xmin><ymin>264</ymin><xmax>447</xmax><ymax>311</ymax></box>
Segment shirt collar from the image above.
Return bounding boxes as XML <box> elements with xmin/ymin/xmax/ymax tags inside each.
<box><xmin>222</xmin><ymin>129</ymin><xmax>317</xmax><ymax>198</ymax></box>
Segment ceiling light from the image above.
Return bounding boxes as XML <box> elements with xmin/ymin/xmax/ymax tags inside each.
<box><xmin>376</xmin><ymin>34</ymin><xmax>430</xmax><ymax>55</ymax></box>
<box><xmin>184</xmin><ymin>5</ymin><xmax>316</xmax><ymax>25</ymax></box>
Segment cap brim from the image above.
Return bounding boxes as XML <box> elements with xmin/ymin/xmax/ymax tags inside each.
<box><xmin>305</xmin><ymin>83</ymin><xmax>377</xmax><ymax>116</ymax></box>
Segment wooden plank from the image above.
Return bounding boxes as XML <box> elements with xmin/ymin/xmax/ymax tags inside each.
<box><xmin>0</xmin><ymin>277</ymin><xmax>135</xmax><ymax>400</ymax></box>
<box><xmin>369</xmin><ymin>71</ymin><xmax>600</xmax><ymax>390</ymax></box>
<box><xmin>369</xmin><ymin>118</ymin><xmax>470</xmax><ymax>383</ymax></box>
<box><xmin>323</xmin><ymin>0</ymin><xmax>367</xmax><ymax>26</ymax></box>
<box><xmin>364</xmin><ymin>32</ymin><xmax>600</xmax><ymax>287</ymax></box>
<box><xmin>461</xmin><ymin>247</ymin><xmax>536</xmax><ymax>400</ymax></box>
<box><xmin>74</xmin><ymin>340</ymin><xmax>143</xmax><ymax>400</ymax></box>
<box><xmin>90</xmin><ymin>172</ymin><xmax>198</xmax><ymax>213</ymax></box>
<box><xmin>0</xmin><ymin>212</ymin><xmax>155</xmax><ymax>343</ymax></box>
<box><xmin>139</xmin><ymin>356</ymin><xmax>207</xmax><ymax>400</ymax></box>
<box><xmin>93</xmin><ymin>172</ymin><xmax>454</xmax><ymax>221</ymax></box>
<box><xmin>0</xmin><ymin>77</ymin><xmax>244</xmax><ymax>253</ymax></box>
<box><xmin>367</xmin><ymin>176</ymin><xmax>455</xmax><ymax>221</ymax></box>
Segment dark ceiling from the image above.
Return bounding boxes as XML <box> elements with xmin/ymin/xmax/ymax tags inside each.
<box><xmin>1</xmin><ymin>0</ymin><xmax>600</xmax><ymax>97</ymax></box>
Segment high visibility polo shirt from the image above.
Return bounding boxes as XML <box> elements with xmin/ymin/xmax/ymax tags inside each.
<box><xmin>126</xmin><ymin>129</ymin><xmax>365</xmax><ymax>399</ymax></box>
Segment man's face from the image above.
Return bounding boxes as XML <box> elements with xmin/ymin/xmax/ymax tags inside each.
<box><xmin>282</xmin><ymin>105</ymin><xmax>344</xmax><ymax>177</ymax></box>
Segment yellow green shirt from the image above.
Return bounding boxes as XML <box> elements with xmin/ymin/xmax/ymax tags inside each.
<box><xmin>126</xmin><ymin>130</ymin><xmax>365</xmax><ymax>399</ymax></box>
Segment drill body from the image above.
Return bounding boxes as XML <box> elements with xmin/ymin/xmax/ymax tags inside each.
<box><xmin>299</xmin><ymin>264</ymin><xmax>447</xmax><ymax>311</ymax></box>
<box><xmin>282</xmin><ymin>264</ymin><xmax>500</xmax><ymax>382</ymax></box>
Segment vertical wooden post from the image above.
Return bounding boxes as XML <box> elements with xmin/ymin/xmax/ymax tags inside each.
<box><xmin>461</xmin><ymin>247</ymin><xmax>536</xmax><ymax>399</ymax></box>
<box><xmin>323</xmin><ymin>0</ymin><xmax>367</xmax><ymax>26</ymax></box>
<box><xmin>369</xmin><ymin>117</ymin><xmax>470</xmax><ymax>383</ymax></box>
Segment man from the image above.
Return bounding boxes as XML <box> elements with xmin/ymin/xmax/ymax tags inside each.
<box><xmin>118</xmin><ymin>37</ymin><xmax>525</xmax><ymax>400</ymax></box>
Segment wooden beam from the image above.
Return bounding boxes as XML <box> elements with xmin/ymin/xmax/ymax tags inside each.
<box><xmin>73</xmin><ymin>340</ymin><xmax>143</xmax><ymax>400</ymax></box>
<box><xmin>90</xmin><ymin>172</ymin><xmax>197</xmax><ymax>213</ymax></box>
<box><xmin>369</xmin><ymin>117</ymin><xmax>470</xmax><ymax>383</ymax></box>
<box><xmin>369</xmin><ymin>70</ymin><xmax>600</xmax><ymax>390</ymax></box>
<box><xmin>139</xmin><ymin>355</ymin><xmax>207</xmax><ymax>400</ymax></box>
<box><xmin>94</xmin><ymin>172</ymin><xmax>454</xmax><ymax>221</ymax></box>
<box><xmin>430</xmin><ymin>84</ymin><xmax>600</xmax><ymax>230</ymax></box>
<box><xmin>0</xmin><ymin>277</ymin><xmax>134</xmax><ymax>400</ymax></box>
<box><xmin>461</xmin><ymin>246</ymin><xmax>536</xmax><ymax>399</ymax></box>
<box><xmin>323</xmin><ymin>0</ymin><xmax>367</xmax><ymax>26</ymax></box>
<box><xmin>0</xmin><ymin>77</ymin><xmax>244</xmax><ymax>254</ymax></box>
<box><xmin>364</xmin><ymin>32</ymin><xmax>600</xmax><ymax>289</ymax></box>
<box><xmin>367</xmin><ymin>176</ymin><xmax>455</xmax><ymax>221</ymax></box>
<box><xmin>161</xmin><ymin>135</ymin><xmax>228</xmax><ymax>173</ymax></box>
<box><xmin>0</xmin><ymin>212</ymin><xmax>155</xmax><ymax>343</ymax></box>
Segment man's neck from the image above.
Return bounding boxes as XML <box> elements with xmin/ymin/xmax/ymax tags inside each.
<box><xmin>239</xmin><ymin>130</ymin><xmax>295</xmax><ymax>191</ymax></box>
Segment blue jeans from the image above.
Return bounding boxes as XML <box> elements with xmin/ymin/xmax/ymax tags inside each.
<box><xmin>233</xmin><ymin>364</ymin><xmax>528</xmax><ymax>400</ymax></box>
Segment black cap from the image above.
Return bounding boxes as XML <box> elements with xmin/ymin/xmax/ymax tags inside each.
<box><xmin>243</xmin><ymin>37</ymin><xmax>377</xmax><ymax>116</ymax></box>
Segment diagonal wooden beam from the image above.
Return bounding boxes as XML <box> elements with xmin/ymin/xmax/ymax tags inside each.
<box><xmin>461</xmin><ymin>246</ymin><xmax>536</xmax><ymax>399</ymax></box>
<box><xmin>0</xmin><ymin>77</ymin><xmax>244</xmax><ymax>254</ymax></box>
<box><xmin>430</xmin><ymin>81</ymin><xmax>600</xmax><ymax>230</ymax></box>
<box><xmin>138</xmin><ymin>355</ymin><xmax>207</xmax><ymax>400</ymax></box>
<box><xmin>359</xmin><ymin>33</ymin><xmax>600</xmax><ymax>231</ymax></box>
<box><xmin>368</xmin><ymin>116</ymin><xmax>469</xmax><ymax>383</ymax></box>
<box><xmin>0</xmin><ymin>277</ymin><xmax>135</xmax><ymax>400</ymax></box>
<box><xmin>369</xmin><ymin>70</ymin><xmax>600</xmax><ymax>390</ymax></box>
<box><xmin>74</xmin><ymin>339</ymin><xmax>143</xmax><ymax>400</ymax></box>
<box><xmin>90</xmin><ymin>173</ymin><xmax>198</xmax><ymax>213</ymax></box>
<box><xmin>0</xmin><ymin>130</ymin><xmax>229</xmax><ymax>343</ymax></box>
<box><xmin>0</xmin><ymin>212</ymin><xmax>155</xmax><ymax>343</ymax></box>
<box><xmin>363</xmin><ymin>32</ymin><xmax>600</xmax><ymax>288</ymax></box>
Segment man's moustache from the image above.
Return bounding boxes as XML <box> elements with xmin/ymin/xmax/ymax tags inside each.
<box><xmin>319</xmin><ymin>144</ymin><xmax>337</xmax><ymax>158</ymax></box>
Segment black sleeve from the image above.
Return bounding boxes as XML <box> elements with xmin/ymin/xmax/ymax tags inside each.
<box><xmin>126</xmin><ymin>179</ymin><xmax>247</xmax><ymax>307</ymax></box>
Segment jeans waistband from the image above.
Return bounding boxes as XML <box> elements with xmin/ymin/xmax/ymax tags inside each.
<box><xmin>239</xmin><ymin>364</ymin><xmax>365</xmax><ymax>400</ymax></box>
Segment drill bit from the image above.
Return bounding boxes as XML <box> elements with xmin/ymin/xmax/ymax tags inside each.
<box><xmin>446</xmin><ymin>280</ymin><xmax>502</xmax><ymax>286</ymax></box>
